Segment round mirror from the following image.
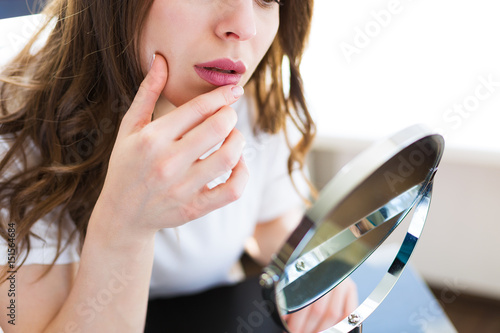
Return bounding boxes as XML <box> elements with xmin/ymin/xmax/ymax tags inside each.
<box><xmin>260</xmin><ymin>124</ymin><xmax>444</xmax><ymax>332</ymax></box>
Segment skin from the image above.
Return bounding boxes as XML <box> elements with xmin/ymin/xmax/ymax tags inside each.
<box><xmin>0</xmin><ymin>1</ymin><xmax>357</xmax><ymax>332</ymax></box>
<box><xmin>140</xmin><ymin>0</ymin><xmax>280</xmax><ymax>115</ymax></box>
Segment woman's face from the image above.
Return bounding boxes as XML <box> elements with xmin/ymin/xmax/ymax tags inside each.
<box><xmin>140</xmin><ymin>0</ymin><xmax>280</xmax><ymax>109</ymax></box>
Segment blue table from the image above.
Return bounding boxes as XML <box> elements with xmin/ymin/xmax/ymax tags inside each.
<box><xmin>351</xmin><ymin>261</ymin><xmax>457</xmax><ymax>332</ymax></box>
<box><xmin>145</xmin><ymin>257</ymin><xmax>456</xmax><ymax>332</ymax></box>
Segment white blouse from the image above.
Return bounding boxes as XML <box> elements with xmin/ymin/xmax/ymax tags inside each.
<box><xmin>0</xmin><ymin>96</ymin><xmax>308</xmax><ymax>298</ymax></box>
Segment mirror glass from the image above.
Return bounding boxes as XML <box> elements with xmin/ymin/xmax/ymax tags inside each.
<box><xmin>260</xmin><ymin>125</ymin><xmax>444</xmax><ymax>332</ymax></box>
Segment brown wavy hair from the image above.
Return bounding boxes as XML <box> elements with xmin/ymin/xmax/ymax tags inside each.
<box><xmin>0</xmin><ymin>0</ymin><xmax>315</xmax><ymax>276</ymax></box>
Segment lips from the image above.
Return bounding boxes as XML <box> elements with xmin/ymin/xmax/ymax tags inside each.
<box><xmin>194</xmin><ymin>58</ymin><xmax>246</xmax><ymax>86</ymax></box>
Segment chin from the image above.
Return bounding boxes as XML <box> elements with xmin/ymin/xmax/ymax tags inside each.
<box><xmin>164</xmin><ymin>85</ymin><xmax>219</xmax><ymax>107</ymax></box>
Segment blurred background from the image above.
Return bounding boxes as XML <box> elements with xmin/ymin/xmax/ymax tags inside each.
<box><xmin>301</xmin><ymin>1</ymin><xmax>500</xmax><ymax>332</ymax></box>
<box><xmin>1</xmin><ymin>0</ymin><xmax>499</xmax><ymax>332</ymax></box>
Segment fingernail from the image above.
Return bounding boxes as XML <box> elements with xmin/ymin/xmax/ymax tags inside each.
<box><xmin>149</xmin><ymin>53</ymin><xmax>156</xmax><ymax>71</ymax></box>
<box><xmin>232</xmin><ymin>86</ymin><xmax>244</xmax><ymax>99</ymax></box>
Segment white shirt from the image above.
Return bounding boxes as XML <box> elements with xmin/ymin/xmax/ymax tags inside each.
<box><xmin>0</xmin><ymin>96</ymin><xmax>307</xmax><ymax>298</ymax></box>
<box><xmin>0</xmin><ymin>135</ymin><xmax>80</xmax><ymax>266</ymax></box>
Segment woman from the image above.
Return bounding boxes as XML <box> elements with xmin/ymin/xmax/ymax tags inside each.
<box><xmin>0</xmin><ymin>0</ymin><xmax>356</xmax><ymax>331</ymax></box>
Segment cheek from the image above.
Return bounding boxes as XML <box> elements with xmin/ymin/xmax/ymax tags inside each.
<box><xmin>255</xmin><ymin>11</ymin><xmax>280</xmax><ymax>61</ymax></box>
<box><xmin>241</xmin><ymin>19</ymin><xmax>279</xmax><ymax>85</ymax></box>
<box><xmin>140</xmin><ymin>2</ymin><xmax>190</xmax><ymax>71</ymax></box>
<box><xmin>260</xmin><ymin>9</ymin><xmax>280</xmax><ymax>48</ymax></box>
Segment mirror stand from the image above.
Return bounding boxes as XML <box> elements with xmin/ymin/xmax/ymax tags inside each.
<box><xmin>260</xmin><ymin>125</ymin><xmax>444</xmax><ymax>333</ymax></box>
<box><xmin>350</xmin><ymin>326</ymin><xmax>362</xmax><ymax>333</ymax></box>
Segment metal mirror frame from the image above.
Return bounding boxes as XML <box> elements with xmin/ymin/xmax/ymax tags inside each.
<box><xmin>260</xmin><ymin>124</ymin><xmax>445</xmax><ymax>333</ymax></box>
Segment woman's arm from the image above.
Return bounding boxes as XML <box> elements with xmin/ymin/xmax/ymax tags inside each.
<box><xmin>0</xmin><ymin>54</ymin><xmax>248</xmax><ymax>332</ymax></box>
<box><xmin>0</xmin><ymin>229</ymin><xmax>154</xmax><ymax>332</ymax></box>
<box><xmin>246</xmin><ymin>207</ymin><xmax>303</xmax><ymax>266</ymax></box>
<box><xmin>42</xmin><ymin>221</ymin><xmax>156</xmax><ymax>332</ymax></box>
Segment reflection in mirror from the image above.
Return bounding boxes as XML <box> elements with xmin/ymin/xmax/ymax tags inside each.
<box><xmin>279</xmin><ymin>185</ymin><xmax>420</xmax><ymax>313</ymax></box>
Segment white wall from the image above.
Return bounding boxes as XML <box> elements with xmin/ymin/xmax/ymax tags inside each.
<box><xmin>304</xmin><ymin>0</ymin><xmax>500</xmax><ymax>299</ymax></box>
<box><xmin>302</xmin><ymin>0</ymin><xmax>500</xmax><ymax>153</ymax></box>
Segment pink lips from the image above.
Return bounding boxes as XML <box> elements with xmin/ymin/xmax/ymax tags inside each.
<box><xmin>194</xmin><ymin>59</ymin><xmax>246</xmax><ymax>86</ymax></box>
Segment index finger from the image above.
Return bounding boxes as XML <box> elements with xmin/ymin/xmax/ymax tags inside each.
<box><xmin>120</xmin><ymin>54</ymin><xmax>169</xmax><ymax>135</ymax></box>
<box><xmin>152</xmin><ymin>84</ymin><xmax>244</xmax><ymax>140</ymax></box>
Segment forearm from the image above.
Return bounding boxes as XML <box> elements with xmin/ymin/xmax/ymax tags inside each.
<box><xmin>43</xmin><ymin>208</ymin><xmax>156</xmax><ymax>333</ymax></box>
<box><xmin>248</xmin><ymin>207</ymin><xmax>303</xmax><ymax>266</ymax></box>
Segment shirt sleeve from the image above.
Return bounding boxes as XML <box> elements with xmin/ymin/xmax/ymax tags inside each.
<box><xmin>256</xmin><ymin>131</ymin><xmax>310</xmax><ymax>223</ymax></box>
<box><xmin>0</xmin><ymin>208</ymin><xmax>80</xmax><ymax>266</ymax></box>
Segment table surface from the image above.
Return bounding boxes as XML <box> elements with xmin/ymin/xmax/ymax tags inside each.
<box><xmin>145</xmin><ymin>257</ymin><xmax>457</xmax><ymax>333</ymax></box>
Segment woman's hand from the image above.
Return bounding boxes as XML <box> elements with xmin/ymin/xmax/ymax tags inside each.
<box><xmin>93</xmin><ymin>54</ymin><xmax>249</xmax><ymax>237</ymax></box>
<box><xmin>285</xmin><ymin>278</ymin><xmax>358</xmax><ymax>333</ymax></box>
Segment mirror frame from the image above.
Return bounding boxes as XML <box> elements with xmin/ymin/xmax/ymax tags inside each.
<box><xmin>260</xmin><ymin>124</ymin><xmax>445</xmax><ymax>332</ymax></box>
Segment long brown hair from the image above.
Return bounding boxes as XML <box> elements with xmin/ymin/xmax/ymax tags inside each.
<box><xmin>0</xmin><ymin>0</ymin><xmax>315</xmax><ymax>275</ymax></box>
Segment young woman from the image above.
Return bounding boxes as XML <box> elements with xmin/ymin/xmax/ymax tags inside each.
<box><xmin>0</xmin><ymin>0</ymin><xmax>356</xmax><ymax>332</ymax></box>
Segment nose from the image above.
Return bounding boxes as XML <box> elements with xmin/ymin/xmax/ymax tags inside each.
<box><xmin>215</xmin><ymin>0</ymin><xmax>257</xmax><ymax>41</ymax></box>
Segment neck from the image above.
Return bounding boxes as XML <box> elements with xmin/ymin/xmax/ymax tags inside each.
<box><xmin>153</xmin><ymin>95</ymin><xmax>176</xmax><ymax>119</ymax></box>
